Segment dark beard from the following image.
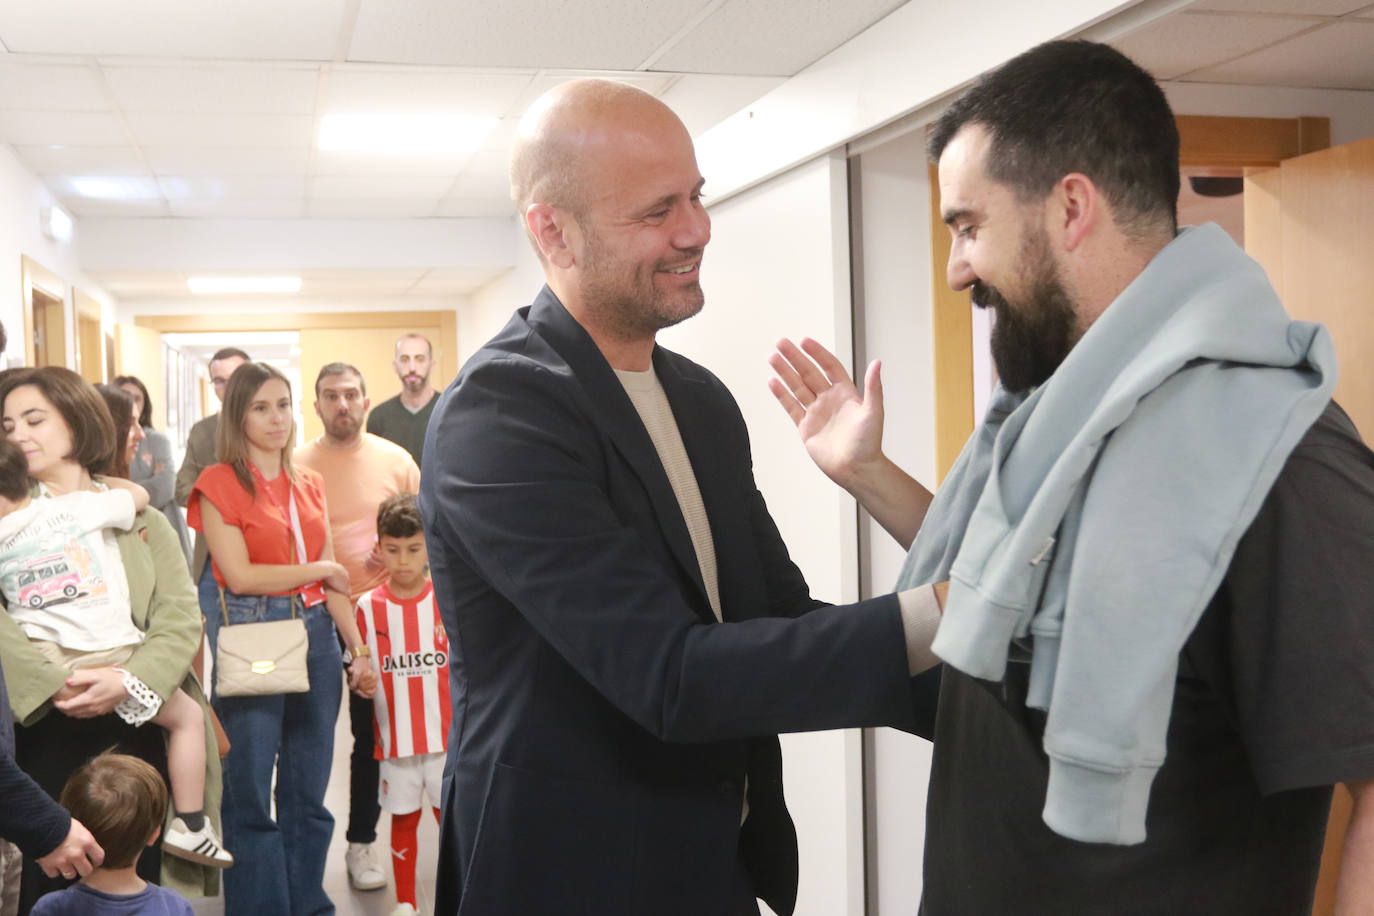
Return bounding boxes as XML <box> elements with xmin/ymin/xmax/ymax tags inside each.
<box><xmin>973</xmin><ymin>267</ymin><xmax>1077</xmax><ymax>394</ymax></box>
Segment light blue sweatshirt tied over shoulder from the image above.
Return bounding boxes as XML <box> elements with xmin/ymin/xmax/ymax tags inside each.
<box><xmin>896</xmin><ymin>223</ymin><xmax>1336</xmax><ymax>845</ymax></box>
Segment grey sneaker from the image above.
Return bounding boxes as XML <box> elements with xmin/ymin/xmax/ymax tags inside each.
<box><xmin>164</xmin><ymin>817</ymin><xmax>233</xmax><ymax>868</ymax></box>
<box><xmin>346</xmin><ymin>841</ymin><xmax>387</xmax><ymax>890</ymax></box>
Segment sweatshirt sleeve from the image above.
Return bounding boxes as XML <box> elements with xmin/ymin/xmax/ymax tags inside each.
<box><xmin>0</xmin><ymin>751</ymin><xmax>71</xmax><ymax>858</ymax></box>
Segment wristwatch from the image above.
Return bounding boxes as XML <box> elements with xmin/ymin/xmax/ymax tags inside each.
<box><xmin>343</xmin><ymin>645</ymin><xmax>372</xmax><ymax>664</ymax></box>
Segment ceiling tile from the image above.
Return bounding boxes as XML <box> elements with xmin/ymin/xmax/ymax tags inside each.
<box><xmin>310</xmin><ymin>175</ymin><xmax>453</xmax><ymax>198</ymax></box>
<box><xmin>322</xmin><ymin>69</ymin><xmax>533</xmax><ymax>116</ymax></box>
<box><xmin>481</xmin><ymin>117</ymin><xmax>520</xmax><ymax>153</ymax></box>
<box><xmin>142</xmin><ymin>147</ymin><xmax>311</xmax><ymax>176</ymax></box>
<box><xmin>659</xmin><ymin>74</ymin><xmax>786</xmax><ymax>138</ymax></box>
<box><xmin>1188</xmin><ymin>0</ymin><xmax>1368</xmax><ymax>13</ymax></box>
<box><xmin>1112</xmin><ymin>11</ymin><xmax>1322</xmax><ymax>80</ymax></box>
<box><xmin>312</xmin><ymin>149</ymin><xmax>473</xmax><ymax>177</ymax></box>
<box><xmin>126</xmin><ymin>112</ymin><xmax>314</xmax><ymax>148</ymax></box>
<box><xmin>0</xmin><ymin>110</ymin><xmax>126</xmax><ymax>145</ymax></box>
<box><xmin>1189</xmin><ymin>21</ymin><xmax>1374</xmax><ymax>89</ymax></box>
<box><xmin>0</xmin><ymin>0</ymin><xmax>346</xmax><ymax>60</ymax></box>
<box><xmin>407</xmin><ymin>266</ymin><xmax>509</xmax><ymax>295</ymax></box>
<box><xmin>104</xmin><ymin>65</ymin><xmax>319</xmax><ymax>114</ymax></box>
<box><xmin>12</xmin><ymin>145</ymin><xmax>145</xmax><ymax>174</ymax></box>
<box><xmin>348</xmin><ymin>0</ymin><xmax>705</xmax><ymax>69</ymax></box>
<box><xmin>652</xmin><ymin>0</ymin><xmax>908</xmax><ymax>76</ymax></box>
<box><xmin>158</xmin><ymin>175</ymin><xmax>307</xmax><ymax>199</ymax></box>
<box><xmin>168</xmin><ymin>199</ymin><xmax>305</xmax><ymax>218</ymax></box>
<box><xmin>0</xmin><ymin>62</ymin><xmax>110</xmax><ymax>110</ymax></box>
<box><xmin>306</xmin><ymin>198</ymin><xmax>441</xmax><ymax>218</ymax></box>
<box><xmin>433</xmin><ymin>197</ymin><xmax>518</xmax><ymax>218</ymax></box>
<box><xmin>444</xmin><ymin>150</ymin><xmax>509</xmax><ymax>198</ymax></box>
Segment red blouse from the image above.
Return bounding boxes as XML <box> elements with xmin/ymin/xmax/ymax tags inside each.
<box><xmin>188</xmin><ymin>463</ymin><xmax>329</xmax><ymax>602</ymax></box>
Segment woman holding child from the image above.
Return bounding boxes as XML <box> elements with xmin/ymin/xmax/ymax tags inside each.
<box><xmin>0</xmin><ymin>367</ymin><xmax>224</xmax><ymax>914</ymax></box>
<box><xmin>188</xmin><ymin>360</ymin><xmax>377</xmax><ymax>915</ymax></box>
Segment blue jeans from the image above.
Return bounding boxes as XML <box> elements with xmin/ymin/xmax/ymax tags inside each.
<box><xmin>201</xmin><ymin>565</ymin><xmax>342</xmax><ymax>916</ymax></box>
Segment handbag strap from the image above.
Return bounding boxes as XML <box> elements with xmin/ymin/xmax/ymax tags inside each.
<box><xmin>218</xmin><ymin>587</ymin><xmax>300</xmax><ymax>626</ymax></box>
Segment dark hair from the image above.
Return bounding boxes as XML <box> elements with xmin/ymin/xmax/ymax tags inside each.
<box><xmin>95</xmin><ymin>384</ymin><xmax>135</xmax><ymax>479</ymax></box>
<box><xmin>377</xmin><ymin>492</ymin><xmax>423</xmax><ymax>540</ymax></box>
<box><xmin>112</xmin><ymin>375</ymin><xmax>153</xmax><ymax>428</ymax></box>
<box><xmin>0</xmin><ymin>368</ymin><xmax>116</xmax><ymax>475</ymax></box>
<box><xmin>928</xmin><ymin>40</ymin><xmax>1179</xmax><ymax>238</ymax></box>
<box><xmin>210</xmin><ymin>347</ymin><xmax>250</xmax><ymax>365</ymax></box>
<box><xmin>217</xmin><ymin>361</ymin><xmax>295</xmax><ymax>498</ymax></box>
<box><xmin>314</xmin><ymin>362</ymin><xmax>366</xmax><ymax>398</ymax></box>
<box><xmin>0</xmin><ymin>437</ymin><xmax>29</xmax><ymax>501</ymax></box>
<box><xmin>60</xmin><ymin>752</ymin><xmax>167</xmax><ymax>870</ymax></box>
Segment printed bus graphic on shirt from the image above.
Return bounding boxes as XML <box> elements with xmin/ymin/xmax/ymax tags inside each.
<box><xmin>1</xmin><ymin>539</ymin><xmax>106</xmax><ymax>611</ymax></box>
<box><xmin>16</xmin><ymin>554</ymin><xmax>81</xmax><ymax>608</ymax></box>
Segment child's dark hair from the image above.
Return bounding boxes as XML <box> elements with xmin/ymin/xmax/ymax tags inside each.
<box><xmin>0</xmin><ymin>437</ymin><xmax>29</xmax><ymax>502</ymax></box>
<box><xmin>377</xmin><ymin>492</ymin><xmax>423</xmax><ymax>540</ymax></box>
<box><xmin>59</xmin><ymin>752</ymin><xmax>167</xmax><ymax>869</ymax></box>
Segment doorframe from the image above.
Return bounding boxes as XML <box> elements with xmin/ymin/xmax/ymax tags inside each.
<box><xmin>20</xmin><ymin>254</ymin><xmax>70</xmax><ymax>369</ymax></box>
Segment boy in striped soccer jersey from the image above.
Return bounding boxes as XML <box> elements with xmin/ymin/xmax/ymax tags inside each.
<box><xmin>355</xmin><ymin>494</ymin><xmax>448</xmax><ymax>916</ymax></box>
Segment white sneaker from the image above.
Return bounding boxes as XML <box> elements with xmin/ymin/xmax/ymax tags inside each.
<box><xmin>346</xmin><ymin>842</ymin><xmax>387</xmax><ymax>890</ymax></box>
<box><xmin>163</xmin><ymin>817</ymin><xmax>233</xmax><ymax>868</ymax></box>
<box><xmin>390</xmin><ymin>904</ymin><xmax>418</xmax><ymax>916</ymax></box>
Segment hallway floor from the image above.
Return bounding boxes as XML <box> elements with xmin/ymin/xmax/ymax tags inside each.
<box><xmin>190</xmin><ymin>693</ymin><xmax>442</xmax><ymax>916</ymax></box>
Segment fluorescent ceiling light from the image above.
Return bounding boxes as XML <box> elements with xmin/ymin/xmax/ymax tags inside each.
<box><xmin>69</xmin><ymin>176</ymin><xmax>160</xmax><ymax>200</ymax></box>
<box><xmin>317</xmin><ymin>113</ymin><xmax>499</xmax><ymax>154</ymax></box>
<box><xmin>188</xmin><ymin>276</ymin><xmax>302</xmax><ymax>295</ymax></box>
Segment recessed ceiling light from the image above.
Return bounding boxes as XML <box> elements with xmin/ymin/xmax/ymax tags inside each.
<box><xmin>69</xmin><ymin>176</ymin><xmax>160</xmax><ymax>200</ymax></box>
<box><xmin>317</xmin><ymin>113</ymin><xmax>499</xmax><ymax>154</ymax></box>
<box><xmin>187</xmin><ymin>276</ymin><xmax>302</xmax><ymax>295</ymax></box>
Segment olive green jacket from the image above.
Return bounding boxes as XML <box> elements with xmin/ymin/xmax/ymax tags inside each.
<box><xmin>0</xmin><ymin>507</ymin><xmax>222</xmax><ymax>898</ymax></box>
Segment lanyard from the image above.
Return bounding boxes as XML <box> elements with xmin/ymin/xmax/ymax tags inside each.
<box><xmin>248</xmin><ymin>464</ymin><xmax>320</xmax><ymax>602</ymax></box>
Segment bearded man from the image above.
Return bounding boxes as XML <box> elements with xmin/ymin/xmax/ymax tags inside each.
<box><xmin>771</xmin><ymin>40</ymin><xmax>1374</xmax><ymax>915</ymax></box>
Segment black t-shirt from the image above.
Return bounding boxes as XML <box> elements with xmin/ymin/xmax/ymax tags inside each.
<box><xmin>922</xmin><ymin>401</ymin><xmax>1374</xmax><ymax>915</ymax></box>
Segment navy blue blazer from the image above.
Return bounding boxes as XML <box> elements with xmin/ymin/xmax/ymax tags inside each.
<box><xmin>420</xmin><ymin>288</ymin><xmax>918</xmax><ymax>916</ymax></box>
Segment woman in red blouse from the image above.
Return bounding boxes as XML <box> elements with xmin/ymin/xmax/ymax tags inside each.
<box><xmin>188</xmin><ymin>361</ymin><xmax>377</xmax><ymax>916</ymax></box>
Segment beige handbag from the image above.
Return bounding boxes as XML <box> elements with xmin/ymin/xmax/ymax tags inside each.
<box><xmin>213</xmin><ymin>593</ymin><xmax>309</xmax><ymax>696</ymax></box>
<box><xmin>212</xmin><ymin>482</ymin><xmax>313</xmax><ymax>697</ymax></box>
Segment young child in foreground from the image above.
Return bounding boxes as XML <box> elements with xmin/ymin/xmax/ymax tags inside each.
<box><xmin>355</xmin><ymin>493</ymin><xmax>449</xmax><ymax>916</ymax></box>
<box><xmin>0</xmin><ymin>439</ymin><xmax>230</xmax><ymax>868</ymax></box>
<box><xmin>32</xmin><ymin>752</ymin><xmax>193</xmax><ymax>915</ymax></box>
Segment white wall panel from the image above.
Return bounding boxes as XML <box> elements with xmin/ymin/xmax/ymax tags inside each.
<box><xmin>661</xmin><ymin>153</ymin><xmax>864</xmax><ymax>916</ymax></box>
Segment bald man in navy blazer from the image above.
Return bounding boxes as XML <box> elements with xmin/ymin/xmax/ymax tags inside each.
<box><xmin>419</xmin><ymin>79</ymin><xmax>942</xmax><ymax>916</ymax></box>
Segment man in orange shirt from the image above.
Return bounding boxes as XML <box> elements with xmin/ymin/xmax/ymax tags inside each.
<box><xmin>296</xmin><ymin>362</ymin><xmax>420</xmax><ymax>894</ymax></box>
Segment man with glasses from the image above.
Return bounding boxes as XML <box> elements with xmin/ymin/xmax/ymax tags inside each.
<box><xmin>175</xmin><ymin>347</ymin><xmax>249</xmax><ymax>582</ymax></box>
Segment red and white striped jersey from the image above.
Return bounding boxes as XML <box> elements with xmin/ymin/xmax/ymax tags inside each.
<box><xmin>355</xmin><ymin>580</ymin><xmax>451</xmax><ymax>760</ymax></box>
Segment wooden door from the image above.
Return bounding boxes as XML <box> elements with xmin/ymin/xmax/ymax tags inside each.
<box><xmin>114</xmin><ymin>324</ymin><xmax>168</xmax><ymax>427</ymax></box>
<box><xmin>297</xmin><ymin>324</ymin><xmax>442</xmax><ymax>442</ymax></box>
<box><xmin>1244</xmin><ymin>134</ymin><xmax>1374</xmax><ymax>916</ymax></box>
